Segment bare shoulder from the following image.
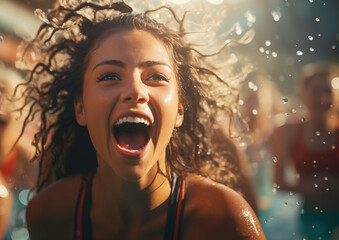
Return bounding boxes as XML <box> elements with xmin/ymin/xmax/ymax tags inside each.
<box><xmin>183</xmin><ymin>174</ymin><xmax>266</xmax><ymax>240</ymax></box>
<box><xmin>26</xmin><ymin>173</ymin><xmax>84</xmax><ymax>240</ymax></box>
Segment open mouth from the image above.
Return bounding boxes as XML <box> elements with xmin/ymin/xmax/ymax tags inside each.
<box><xmin>113</xmin><ymin>116</ymin><xmax>152</xmax><ymax>152</ymax></box>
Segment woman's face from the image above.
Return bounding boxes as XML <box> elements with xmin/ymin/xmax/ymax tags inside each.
<box><xmin>304</xmin><ymin>73</ymin><xmax>333</xmax><ymax>115</ymax></box>
<box><xmin>75</xmin><ymin>29</ymin><xmax>183</xmax><ymax>181</ymax></box>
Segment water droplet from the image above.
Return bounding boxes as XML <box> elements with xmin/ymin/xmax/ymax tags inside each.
<box><xmin>324</xmin><ymin>177</ymin><xmax>328</xmax><ymax>181</ymax></box>
<box><xmin>272</xmin><ymin>156</ymin><xmax>277</xmax><ymax>163</ymax></box>
<box><xmin>296</xmin><ymin>201</ymin><xmax>300</xmax><ymax>205</ymax></box>
<box><xmin>272</xmin><ymin>52</ymin><xmax>278</xmax><ymax>58</ymax></box>
<box><xmin>301</xmin><ymin>117</ymin><xmax>306</xmax><ymax>122</ymax></box>
<box><xmin>326</xmin><ymin>187</ymin><xmax>329</xmax><ymax>191</ymax></box>
<box><xmin>259</xmin><ymin>47</ymin><xmax>265</xmax><ymax>53</ymax></box>
<box><xmin>284</xmin><ymin>113</ymin><xmax>289</xmax><ymax>117</ymax></box>
<box><xmin>314</xmin><ymin>206</ymin><xmax>319</xmax><ymax>211</ymax></box>
<box><xmin>296</xmin><ymin>51</ymin><xmax>303</xmax><ymax>56</ymax></box>
<box><xmin>264</xmin><ymin>220</ymin><xmax>268</xmax><ymax>223</ymax></box>
<box><xmin>310</xmin><ymin>48</ymin><xmax>314</xmax><ymax>52</ymax></box>
<box><xmin>284</xmin><ymin>202</ymin><xmax>288</xmax><ymax>206</ymax></box>
<box><xmin>252</xmin><ymin>109</ymin><xmax>258</xmax><ymax>115</ymax></box>
<box><xmin>282</xmin><ymin>97</ymin><xmax>288</xmax><ymax>104</ymax></box>
<box><xmin>290</xmin><ymin>192</ymin><xmax>294</xmax><ymax>195</ymax></box>
<box><xmin>314</xmin><ymin>184</ymin><xmax>318</xmax><ymax>188</ymax></box>
<box><xmin>265</xmin><ymin>50</ymin><xmax>270</xmax><ymax>55</ymax></box>
<box><xmin>271</xmin><ymin>10</ymin><xmax>282</xmax><ymax>22</ymax></box>
<box><xmin>309</xmin><ymin>0</ymin><xmax>313</xmax><ymax>2</ymax></box>
<box><xmin>235</xmin><ymin>22</ymin><xmax>243</xmax><ymax>35</ymax></box>
<box><xmin>0</xmin><ymin>36</ymin><xmax>3</xmax><ymax>42</ymax></box>
<box><xmin>315</xmin><ymin>18</ymin><xmax>320</xmax><ymax>22</ymax></box>
<box><xmin>245</xmin><ymin>11</ymin><xmax>256</xmax><ymax>26</ymax></box>
<box><xmin>0</xmin><ymin>185</ymin><xmax>9</xmax><ymax>198</ymax></box>
<box><xmin>291</xmin><ymin>108</ymin><xmax>297</xmax><ymax>113</ymax></box>
<box><xmin>323</xmin><ymin>142</ymin><xmax>326</xmax><ymax>145</ymax></box>
<box><xmin>238</xmin><ymin>99</ymin><xmax>244</xmax><ymax>105</ymax></box>
<box><xmin>332</xmin><ymin>45</ymin><xmax>336</xmax><ymax>50</ymax></box>
<box><xmin>15</xmin><ymin>116</ymin><xmax>19</xmax><ymax>120</ymax></box>
<box><xmin>265</xmin><ymin>40</ymin><xmax>271</xmax><ymax>46</ymax></box>
<box><xmin>316</xmin><ymin>131</ymin><xmax>320</xmax><ymax>136</ymax></box>
<box><xmin>331</xmin><ymin>145</ymin><xmax>335</xmax><ymax>150</ymax></box>
<box><xmin>308</xmin><ymin>35</ymin><xmax>314</xmax><ymax>41</ymax></box>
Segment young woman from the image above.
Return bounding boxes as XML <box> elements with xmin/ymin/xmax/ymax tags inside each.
<box><xmin>16</xmin><ymin>1</ymin><xmax>266</xmax><ymax>239</ymax></box>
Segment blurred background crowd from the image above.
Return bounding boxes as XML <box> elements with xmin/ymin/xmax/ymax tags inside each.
<box><xmin>0</xmin><ymin>0</ymin><xmax>338</xmax><ymax>239</ymax></box>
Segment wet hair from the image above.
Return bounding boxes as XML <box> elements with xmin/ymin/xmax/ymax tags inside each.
<box><xmin>16</xmin><ymin>1</ymin><xmax>249</xmax><ymax>192</ymax></box>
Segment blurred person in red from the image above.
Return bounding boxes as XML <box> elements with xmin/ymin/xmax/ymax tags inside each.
<box><xmin>270</xmin><ymin>62</ymin><xmax>339</xmax><ymax>240</ymax></box>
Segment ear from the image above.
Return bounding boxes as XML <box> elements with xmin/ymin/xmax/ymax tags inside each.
<box><xmin>175</xmin><ymin>103</ymin><xmax>184</xmax><ymax>127</ymax></box>
<box><xmin>74</xmin><ymin>97</ymin><xmax>87</xmax><ymax>126</ymax></box>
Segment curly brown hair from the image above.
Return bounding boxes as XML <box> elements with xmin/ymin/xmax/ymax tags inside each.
<box><xmin>16</xmin><ymin>1</ymin><xmax>249</xmax><ymax>192</ymax></box>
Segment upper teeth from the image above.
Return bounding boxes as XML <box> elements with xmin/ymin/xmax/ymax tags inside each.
<box><xmin>115</xmin><ymin>116</ymin><xmax>150</xmax><ymax>126</ymax></box>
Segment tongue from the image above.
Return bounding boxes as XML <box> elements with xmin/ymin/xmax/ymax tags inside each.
<box><xmin>117</xmin><ymin>131</ymin><xmax>147</xmax><ymax>150</ymax></box>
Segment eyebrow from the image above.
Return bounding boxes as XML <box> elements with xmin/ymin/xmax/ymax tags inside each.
<box><xmin>92</xmin><ymin>60</ymin><xmax>171</xmax><ymax>72</ymax></box>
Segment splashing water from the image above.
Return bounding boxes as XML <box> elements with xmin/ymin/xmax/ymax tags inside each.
<box><xmin>296</xmin><ymin>51</ymin><xmax>303</xmax><ymax>56</ymax></box>
<box><xmin>271</xmin><ymin>10</ymin><xmax>282</xmax><ymax>22</ymax></box>
<box><xmin>245</xmin><ymin>11</ymin><xmax>256</xmax><ymax>27</ymax></box>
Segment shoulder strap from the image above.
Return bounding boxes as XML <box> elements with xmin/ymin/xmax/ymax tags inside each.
<box><xmin>74</xmin><ymin>170</ymin><xmax>95</xmax><ymax>240</ymax></box>
<box><xmin>164</xmin><ymin>172</ymin><xmax>187</xmax><ymax>240</ymax></box>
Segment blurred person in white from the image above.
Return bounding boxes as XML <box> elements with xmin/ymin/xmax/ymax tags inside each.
<box><xmin>270</xmin><ymin>62</ymin><xmax>339</xmax><ymax>240</ymax></box>
<box><xmin>0</xmin><ymin>64</ymin><xmax>36</xmax><ymax>239</ymax></box>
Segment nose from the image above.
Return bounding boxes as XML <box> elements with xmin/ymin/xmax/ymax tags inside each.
<box><xmin>120</xmin><ymin>74</ymin><xmax>149</xmax><ymax>104</ymax></box>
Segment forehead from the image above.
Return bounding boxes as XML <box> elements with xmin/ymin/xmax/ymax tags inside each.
<box><xmin>87</xmin><ymin>29</ymin><xmax>172</xmax><ymax>67</ymax></box>
<box><xmin>306</xmin><ymin>73</ymin><xmax>331</xmax><ymax>89</ymax></box>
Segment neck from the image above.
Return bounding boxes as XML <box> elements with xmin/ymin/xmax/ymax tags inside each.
<box><xmin>93</xmin><ymin>159</ymin><xmax>171</xmax><ymax>220</ymax></box>
<box><xmin>308</xmin><ymin>112</ymin><xmax>328</xmax><ymax>131</ymax></box>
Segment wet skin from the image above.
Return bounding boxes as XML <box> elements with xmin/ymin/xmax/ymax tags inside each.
<box><xmin>75</xmin><ymin>29</ymin><xmax>183</xmax><ymax>185</ymax></box>
<box><xmin>26</xmin><ymin>29</ymin><xmax>266</xmax><ymax>240</ymax></box>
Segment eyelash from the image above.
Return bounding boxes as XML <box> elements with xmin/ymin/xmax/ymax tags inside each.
<box><xmin>96</xmin><ymin>73</ymin><xmax>169</xmax><ymax>82</ymax></box>
<box><xmin>97</xmin><ymin>72</ymin><xmax>121</xmax><ymax>82</ymax></box>
<box><xmin>147</xmin><ymin>73</ymin><xmax>169</xmax><ymax>82</ymax></box>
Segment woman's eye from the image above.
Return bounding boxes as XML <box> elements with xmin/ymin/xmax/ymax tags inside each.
<box><xmin>97</xmin><ymin>73</ymin><xmax>121</xmax><ymax>82</ymax></box>
<box><xmin>146</xmin><ymin>74</ymin><xmax>169</xmax><ymax>82</ymax></box>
